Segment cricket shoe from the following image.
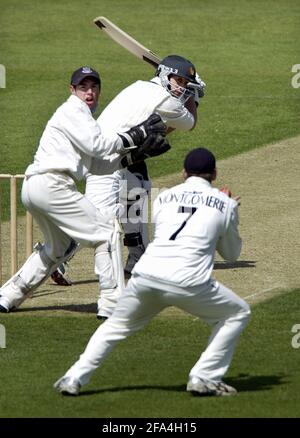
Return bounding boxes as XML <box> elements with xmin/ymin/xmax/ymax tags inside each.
<box><xmin>0</xmin><ymin>296</ymin><xmax>9</xmax><ymax>313</ymax></box>
<box><xmin>186</xmin><ymin>376</ymin><xmax>237</xmax><ymax>397</ymax></box>
<box><xmin>51</xmin><ymin>264</ymin><xmax>72</xmax><ymax>286</ymax></box>
<box><xmin>54</xmin><ymin>376</ymin><xmax>81</xmax><ymax>396</ymax></box>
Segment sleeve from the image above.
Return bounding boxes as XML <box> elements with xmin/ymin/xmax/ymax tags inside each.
<box><xmin>58</xmin><ymin>103</ymin><xmax>123</xmax><ymax>158</ymax></box>
<box><xmin>216</xmin><ymin>200</ymin><xmax>242</xmax><ymax>262</ymax></box>
<box><xmin>155</xmin><ymin>96</ymin><xmax>195</xmax><ymax>131</ymax></box>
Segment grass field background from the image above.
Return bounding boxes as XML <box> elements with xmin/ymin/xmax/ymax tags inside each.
<box><xmin>0</xmin><ymin>0</ymin><xmax>299</xmax><ymax>216</ymax></box>
<box><xmin>1</xmin><ymin>290</ymin><xmax>300</xmax><ymax>418</ymax></box>
<box><xmin>0</xmin><ymin>0</ymin><xmax>299</xmax><ymax>418</ymax></box>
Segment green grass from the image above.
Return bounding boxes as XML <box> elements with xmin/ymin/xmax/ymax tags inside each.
<box><xmin>0</xmin><ymin>0</ymin><xmax>298</xmax><ymax>420</ymax></box>
<box><xmin>1</xmin><ymin>289</ymin><xmax>300</xmax><ymax>418</ymax></box>
<box><xmin>0</xmin><ymin>0</ymin><xmax>300</xmax><ymax>218</ymax></box>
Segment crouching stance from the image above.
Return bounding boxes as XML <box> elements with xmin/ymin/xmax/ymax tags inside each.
<box><xmin>0</xmin><ymin>66</ymin><xmax>168</xmax><ymax>313</ymax></box>
<box><xmin>54</xmin><ymin>147</ymin><xmax>250</xmax><ymax>397</ymax></box>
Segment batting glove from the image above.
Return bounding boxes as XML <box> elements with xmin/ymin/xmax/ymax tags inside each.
<box><xmin>119</xmin><ymin>114</ymin><xmax>167</xmax><ymax>151</ymax></box>
<box><xmin>121</xmin><ymin>134</ymin><xmax>171</xmax><ymax>167</ymax></box>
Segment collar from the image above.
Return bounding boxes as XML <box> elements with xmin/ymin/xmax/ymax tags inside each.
<box><xmin>185</xmin><ymin>176</ymin><xmax>212</xmax><ymax>188</ymax></box>
<box><xmin>149</xmin><ymin>76</ymin><xmax>162</xmax><ymax>86</ymax></box>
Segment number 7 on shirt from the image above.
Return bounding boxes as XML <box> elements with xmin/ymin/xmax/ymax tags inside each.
<box><xmin>169</xmin><ymin>207</ymin><xmax>198</xmax><ymax>240</ymax></box>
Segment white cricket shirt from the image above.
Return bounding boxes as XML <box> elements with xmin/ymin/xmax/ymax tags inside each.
<box><xmin>133</xmin><ymin>176</ymin><xmax>242</xmax><ymax>287</ymax></box>
<box><xmin>85</xmin><ymin>77</ymin><xmax>195</xmax><ymax>206</ymax></box>
<box><xmin>25</xmin><ymin>95</ymin><xmax>123</xmax><ymax>181</ymax></box>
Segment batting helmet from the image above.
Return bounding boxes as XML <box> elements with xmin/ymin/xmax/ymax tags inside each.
<box><xmin>156</xmin><ymin>55</ymin><xmax>197</xmax><ymax>84</ymax></box>
<box><xmin>156</xmin><ymin>55</ymin><xmax>199</xmax><ymax>102</ymax></box>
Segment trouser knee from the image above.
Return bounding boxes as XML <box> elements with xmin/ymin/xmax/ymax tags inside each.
<box><xmin>232</xmin><ymin>301</ymin><xmax>251</xmax><ymax>331</ymax></box>
<box><xmin>241</xmin><ymin>303</ymin><xmax>251</xmax><ymax>324</ymax></box>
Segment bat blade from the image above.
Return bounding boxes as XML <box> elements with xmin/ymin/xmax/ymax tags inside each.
<box><xmin>94</xmin><ymin>16</ymin><xmax>161</xmax><ymax>68</ymax></box>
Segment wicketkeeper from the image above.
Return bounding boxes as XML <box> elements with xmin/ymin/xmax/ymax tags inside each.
<box><xmin>0</xmin><ymin>66</ymin><xmax>169</xmax><ymax>313</ymax></box>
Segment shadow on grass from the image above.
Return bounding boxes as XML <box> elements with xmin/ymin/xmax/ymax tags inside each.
<box><xmin>45</xmin><ymin>279</ymin><xmax>97</xmax><ymax>288</ymax></box>
<box><xmin>226</xmin><ymin>374</ymin><xmax>286</xmax><ymax>392</ymax></box>
<box><xmin>67</xmin><ymin>279</ymin><xmax>98</xmax><ymax>286</ymax></box>
<box><xmin>77</xmin><ymin>374</ymin><xmax>285</xmax><ymax>397</ymax></box>
<box><xmin>32</xmin><ymin>279</ymin><xmax>98</xmax><ymax>298</ymax></box>
<box><xmin>14</xmin><ymin>303</ymin><xmax>97</xmax><ymax>314</ymax></box>
<box><xmin>214</xmin><ymin>260</ymin><xmax>256</xmax><ymax>269</ymax></box>
<box><xmin>31</xmin><ymin>289</ymin><xmax>73</xmax><ymax>298</ymax></box>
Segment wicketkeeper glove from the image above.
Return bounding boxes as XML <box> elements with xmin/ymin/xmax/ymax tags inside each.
<box><xmin>119</xmin><ymin>114</ymin><xmax>167</xmax><ymax>151</ymax></box>
<box><xmin>121</xmin><ymin>134</ymin><xmax>171</xmax><ymax>167</ymax></box>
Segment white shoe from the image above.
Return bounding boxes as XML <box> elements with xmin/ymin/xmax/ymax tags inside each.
<box><xmin>0</xmin><ymin>296</ymin><xmax>10</xmax><ymax>313</ymax></box>
<box><xmin>54</xmin><ymin>376</ymin><xmax>81</xmax><ymax>396</ymax></box>
<box><xmin>0</xmin><ymin>282</ymin><xmax>26</xmax><ymax>312</ymax></box>
<box><xmin>187</xmin><ymin>376</ymin><xmax>237</xmax><ymax>396</ymax></box>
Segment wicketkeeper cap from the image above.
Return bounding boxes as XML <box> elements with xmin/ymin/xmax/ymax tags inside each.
<box><xmin>184</xmin><ymin>148</ymin><xmax>216</xmax><ymax>174</ymax></box>
<box><xmin>70</xmin><ymin>66</ymin><xmax>101</xmax><ymax>86</ymax></box>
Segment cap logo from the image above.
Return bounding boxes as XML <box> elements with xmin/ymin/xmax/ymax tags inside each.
<box><xmin>189</xmin><ymin>67</ymin><xmax>195</xmax><ymax>76</ymax></box>
<box><xmin>82</xmin><ymin>67</ymin><xmax>93</xmax><ymax>74</ymax></box>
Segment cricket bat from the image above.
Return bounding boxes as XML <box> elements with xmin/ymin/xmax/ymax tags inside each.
<box><xmin>93</xmin><ymin>16</ymin><xmax>161</xmax><ymax>68</ymax></box>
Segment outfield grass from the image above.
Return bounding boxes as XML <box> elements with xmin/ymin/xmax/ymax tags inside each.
<box><xmin>0</xmin><ymin>0</ymin><xmax>299</xmax><ymax>217</ymax></box>
<box><xmin>0</xmin><ymin>289</ymin><xmax>299</xmax><ymax>418</ymax></box>
<box><xmin>0</xmin><ymin>0</ymin><xmax>299</xmax><ymax>420</ymax></box>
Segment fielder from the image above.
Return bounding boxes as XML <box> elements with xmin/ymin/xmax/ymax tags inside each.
<box><xmin>0</xmin><ymin>66</ymin><xmax>168</xmax><ymax>313</ymax></box>
<box><xmin>54</xmin><ymin>147</ymin><xmax>251</xmax><ymax>397</ymax></box>
<box><xmin>78</xmin><ymin>55</ymin><xmax>205</xmax><ymax>320</ymax></box>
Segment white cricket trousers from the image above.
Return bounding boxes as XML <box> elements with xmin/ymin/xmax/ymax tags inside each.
<box><xmin>63</xmin><ymin>275</ymin><xmax>251</xmax><ymax>386</ymax></box>
<box><xmin>22</xmin><ymin>173</ymin><xmax>114</xmax><ymax>260</ymax></box>
<box><xmin>0</xmin><ymin>172</ymin><xmax>116</xmax><ymax>311</ymax></box>
<box><xmin>85</xmin><ymin>173</ymin><xmax>125</xmax><ymax>315</ymax></box>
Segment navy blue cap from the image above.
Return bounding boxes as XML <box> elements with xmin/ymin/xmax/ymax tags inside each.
<box><xmin>184</xmin><ymin>148</ymin><xmax>216</xmax><ymax>174</ymax></box>
<box><xmin>70</xmin><ymin>66</ymin><xmax>101</xmax><ymax>86</ymax></box>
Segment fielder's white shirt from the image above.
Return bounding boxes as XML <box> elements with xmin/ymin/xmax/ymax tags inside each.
<box><xmin>86</xmin><ymin>77</ymin><xmax>195</xmax><ymax>207</ymax></box>
<box><xmin>133</xmin><ymin>176</ymin><xmax>242</xmax><ymax>287</ymax></box>
<box><xmin>25</xmin><ymin>95</ymin><xmax>123</xmax><ymax>181</ymax></box>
